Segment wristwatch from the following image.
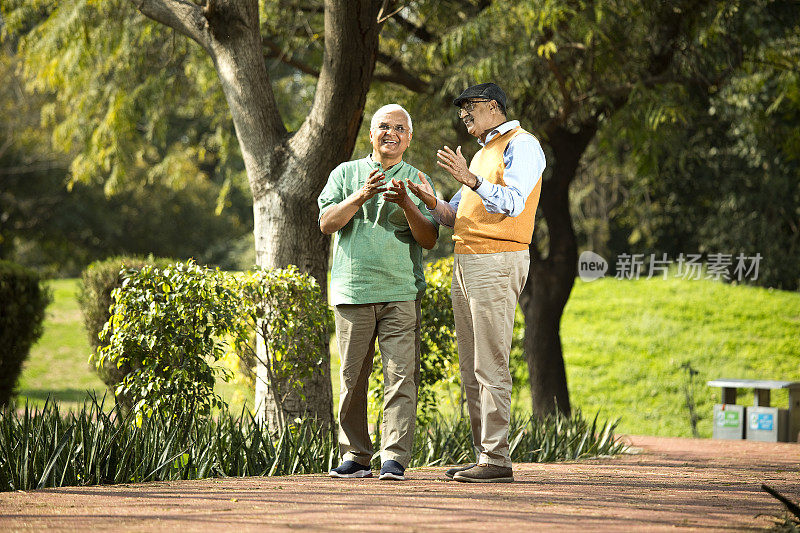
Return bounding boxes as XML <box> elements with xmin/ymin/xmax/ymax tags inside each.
<box><xmin>470</xmin><ymin>174</ymin><xmax>483</xmax><ymax>191</ymax></box>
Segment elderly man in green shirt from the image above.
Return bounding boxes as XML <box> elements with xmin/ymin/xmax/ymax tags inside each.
<box><xmin>318</xmin><ymin>104</ymin><xmax>438</xmax><ymax>481</ymax></box>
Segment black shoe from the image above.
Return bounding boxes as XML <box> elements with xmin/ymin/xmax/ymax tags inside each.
<box><xmin>445</xmin><ymin>463</ymin><xmax>476</xmax><ymax>479</ymax></box>
<box><xmin>453</xmin><ymin>463</ymin><xmax>514</xmax><ymax>483</ymax></box>
<box><xmin>329</xmin><ymin>460</ymin><xmax>372</xmax><ymax>478</ymax></box>
<box><xmin>379</xmin><ymin>460</ymin><xmax>405</xmax><ymax>480</ymax></box>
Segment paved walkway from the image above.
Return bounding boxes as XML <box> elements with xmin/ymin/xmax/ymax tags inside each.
<box><xmin>1</xmin><ymin>435</ymin><xmax>798</xmax><ymax>531</ymax></box>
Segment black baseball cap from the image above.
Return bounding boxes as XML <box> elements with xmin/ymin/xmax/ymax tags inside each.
<box><xmin>453</xmin><ymin>83</ymin><xmax>507</xmax><ymax>110</ymax></box>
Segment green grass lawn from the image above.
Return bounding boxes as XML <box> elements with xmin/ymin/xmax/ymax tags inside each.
<box><xmin>558</xmin><ymin>277</ymin><xmax>800</xmax><ymax>438</ymax></box>
<box><xmin>16</xmin><ymin>279</ymin><xmax>107</xmax><ymax>406</ymax></box>
<box><xmin>14</xmin><ymin>276</ymin><xmax>800</xmax><ymax>439</ymax></box>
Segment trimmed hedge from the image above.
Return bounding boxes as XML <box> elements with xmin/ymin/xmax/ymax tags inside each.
<box><xmin>82</xmin><ymin>259</ymin><xmax>331</xmax><ymax>424</ymax></box>
<box><xmin>78</xmin><ymin>255</ymin><xmax>174</xmax><ymax>412</ymax></box>
<box><xmin>0</xmin><ymin>261</ymin><xmax>51</xmax><ymax>405</ymax></box>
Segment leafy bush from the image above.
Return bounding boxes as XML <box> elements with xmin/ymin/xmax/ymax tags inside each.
<box><xmin>0</xmin><ymin>261</ymin><xmax>51</xmax><ymax>406</ymax></box>
<box><xmin>96</xmin><ymin>261</ymin><xmax>238</xmax><ymax>423</ymax></box>
<box><xmin>90</xmin><ymin>261</ymin><xmax>330</xmax><ymax>426</ymax></box>
<box><xmin>229</xmin><ymin>266</ymin><xmax>332</xmax><ymax>426</ymax></box>
<box><xmin>79</xmin><ymin>255</ymin><xmax>175</xmax><ymax>411</ymax></box>
<box><xmin>0</xmin><ymin>396</ymin><xmax>623</xmax><ymax>492</ymax></box>
<box><xmin>370</xmin><ymin>257</ymin><xmax>527</xmax><ymax>423</ymax></box>
<box><xmin>418</xmin><ymin>258</ymin><xmax>459</xmax><ymax>415</ymax></box>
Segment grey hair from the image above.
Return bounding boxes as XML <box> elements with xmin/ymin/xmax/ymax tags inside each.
<box><xmin>370</xmin><ymin>104</ymin><xmax>413</xmax><ymax>133</ymax></box>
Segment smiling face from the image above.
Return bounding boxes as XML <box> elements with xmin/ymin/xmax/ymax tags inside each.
<box><xmin>369</xmin><ymin>109</ymin><xmax>412</xmax><ymax>167</ymax></box>
<box><xmin>459</xmin><ymin>99</ymin><xmax>503</xmax><ymax>141</ymax></box>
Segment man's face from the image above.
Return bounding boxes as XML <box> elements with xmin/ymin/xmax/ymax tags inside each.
<box><xmin>458</xmin><ymin>98</ymin><xmax>496</xmax><ymax>138</ymax></box>
<box><xmin>369</xmin><ymin>109</ymin><xmax>412</xmax><ymax>161</ymax></box>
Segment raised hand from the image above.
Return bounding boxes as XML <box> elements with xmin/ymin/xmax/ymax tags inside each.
<box><xmin>406</xmin><ymin>172</ymin><xmax>437</xmax><ymax>210</ymax></box>
<box><xmin>436</xmin><ymin>145</ymin><xmax>477</xmax><ymax>188</ymax></box>
<box><xmin>383</xmin><ymin>178</ymin><xmax>412</xmax><ymax>209</ymax></box>
<box><xmin>359</xmin><ymin>168</ymin><xmax>387</xmax><ymax>203</ymax></box>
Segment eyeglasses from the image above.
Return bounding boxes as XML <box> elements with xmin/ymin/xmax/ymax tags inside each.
<box><xmin>375</xmin><ymin>123</ymin><xmax>408</xmax><ymax>134</ymax></box>
<box><xmin>458</xmin><ymin>99</ymin><xmax>490</xmax><ymax>116</ymax></box>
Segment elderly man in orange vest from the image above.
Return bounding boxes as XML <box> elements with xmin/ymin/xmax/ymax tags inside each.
<box><xmin>408</xmin><ymin>83</ymin><xmax>546</xmax><ymax>483</ymax></box>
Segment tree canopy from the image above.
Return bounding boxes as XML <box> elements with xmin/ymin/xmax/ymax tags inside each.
<box><xmin>2</xmin><ymin>0</ymin><xmax>798</xmax><ymax>419</ymax></box>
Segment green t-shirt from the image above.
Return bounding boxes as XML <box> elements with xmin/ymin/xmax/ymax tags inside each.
<box><xmin>318</xmin><ymin>156</ymin><xmax>437</xmax><ymax>305</ymax></box>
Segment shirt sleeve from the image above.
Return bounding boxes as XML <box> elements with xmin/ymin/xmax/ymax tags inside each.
<box><xmin>472</xmin><ymin>134</ymin><xmax>546</xmax><ymax>217</ymax></box>
<box><xmin>317</xmin><ymin>164</ymin><xmax>346</xmax><ymax>222</ymax></box>
<box><xmin>428</xmin><ymin>188</ymin><xmax>460</xmax><ymax>228</ymax></box>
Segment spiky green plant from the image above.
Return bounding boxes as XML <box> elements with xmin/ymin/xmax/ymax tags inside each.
<box><xmin>0</xmin><ymin>396</ymin><xmax>623</xmax><ymax>492</ymax></box>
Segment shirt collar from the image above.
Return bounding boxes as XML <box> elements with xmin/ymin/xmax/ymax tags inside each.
<box><xmin>479</xmin><ymin>120</ymin><xmax>520</xmax><ymax>147</ymax></box>
<box><xmin>365</xmin><ymin>154</ymin><xmax>405</xmax><ymax>175</ymax></box>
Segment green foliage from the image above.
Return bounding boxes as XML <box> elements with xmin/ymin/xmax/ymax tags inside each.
<box><xmin>3</xmin><ymin>0</ymin><xmax>237</xmax><ymax>191</ymax></box>
<box><xmin>2</xmin><ymin>0</ymin><xmax>254</xmax><ymax>277</ymax></box>
<box><xmin>1</xmin><ymin>17</ymin><xmax>252</xmax><ymax>276</ymax></box>
<box><xmin>79</xmin><ymin>255</ymin><xmax>175</xmax><ymax>411</ymax></box>
<box><xmin>369</xmin><ymin>257</ymin><xmax>527</xmax><ymax>422</ymax></box>
<box><xmin>0</xmin><ymin>395</ymin><xmax>338</xmax><ymax>491</ymax></box>
<box><xmin>97</xmin><ymin>261</ymin><xmax>239</xmax><ymax>423</ymax></box>
<box><xmin>568</xmin><ymin>8</ymin><xmax>800</xmax><ymax>290</ymax></box>
<box><xmin>229</xmin><ymin>266</ymin><xmax>332</xmax><ymax>425</ymax></box>
<box><xmin>417</xmin><ymin>258</ymin><xmax>459</xmax><ymax>420</ymax></box>
<box><xmin>0</xmin><ymin>261</ymin><xmax>51</xmax><ymax>405</ymax></box>
<box><xmin>0</xmin><ymin>395</ymin><xmax>623</xmax><ymax>492</ymax></box>
<box><xmin>91</xmin><ymin>262</ymin><xmax>330</xmax><ymax>425</ymax></box>
<box><xmin>412</xmin><ymin>409</ymin><xmax>625</xmax><ymax>469</ymax></box>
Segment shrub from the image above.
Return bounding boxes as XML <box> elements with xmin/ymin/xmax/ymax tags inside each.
<box><xmin>369</xmin><ymin>257</ymin><xmax>525</xmax><ymax>423</ymax></box>
<box><xmin>0</xmin><ymin>261</ymin><xmax>51</xmax><ymax>406</ymax></box>
<box><xmin>78</xmin><ymin>255</ymin><xmax>174</xmax><ymax>411</ymax></box>
<box><xmin>88</xmin><ymin>260</ymin><xmax>331</xmax><ymax>425</ymax></box>
<box><xmin>229</xmin><ymin>266</ymin><xmax>332</xmax><ymax>427</ymax></box>
<box><xmin>96</xmin><ymin>261</ymin><xmax>238</xmax><ymax>423</ymax></box>
<box><xmin>368</xmin><ymin>258</ymin><xmax>459</xmax><ymax>423</ymax></box>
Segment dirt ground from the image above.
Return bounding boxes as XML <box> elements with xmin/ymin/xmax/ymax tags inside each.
<box><xmin>1</xmin><ymin>435</ymin><xmax>798</xmax><ymax>532</ymax></box>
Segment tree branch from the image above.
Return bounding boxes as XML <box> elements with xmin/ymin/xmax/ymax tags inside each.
<box><xmin>376</xmin><ymin>51</ymin><xmax>431</xmax><ymax>93</ymax></box>
<box><xmin>262</xmin><ymin>37</ymin><xmax>320</xmax><ymax>77</ymax></box>
<box><xmin>546</xmin><ymin>56</ymin><xmax>573</xmax><ymax>123</ymax></box>
<box><xmin>261</xmin><ymin>40</ymin><xmax>433</xmax><ymax>94</ymax></box>
<box><xmin>0</xmin><ymin>161</ymin><xmax>68</xmax><ymax>176</ymax></box>
<box><xmin>129</xmin><ymin>0</ymin><xmax>211</xmax><ymax>50</ymax></box>
<box><xmin>390</xmin><ymin>11</ymin><xmax>435</xmax><ymax>42</ymax></box>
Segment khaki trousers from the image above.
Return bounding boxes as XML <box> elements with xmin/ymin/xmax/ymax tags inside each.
<box><xmin>452</xmin><ymin>250</ymin><xmax>529</xmax><ymax>468</ymax></box>
<box><xmin>334</xmin><ymin>300</ymin><xmax>421</xmax><ymax>468</ymax></box>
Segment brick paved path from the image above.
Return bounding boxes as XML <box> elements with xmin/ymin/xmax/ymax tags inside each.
<box><xmin>1</xmin><ymin>435</ymin><xmax>798</xmax><ymax>531</ymax></box>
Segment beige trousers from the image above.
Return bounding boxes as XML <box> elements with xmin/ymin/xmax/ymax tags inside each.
<box><xmin>333</xmin><ymin>300</ymin><xmax>421</xmax><ymax>468</ymax></box>
<box><xmin>452</xmin><ymin>250</ymin><xmax>529</xmax><ymax>468</ymax></box>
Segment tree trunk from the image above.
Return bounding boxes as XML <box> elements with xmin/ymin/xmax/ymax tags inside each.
<box><xmin>521</xmin><ymin>124</ymin><xmax>597</xmax><ymax>419</ymax></box>
<box><xmin>131</xmin><ymin>0</ymin><xmax>382</xmax><ymax>429</ymax></box>
<box><xmin>248</xmin><ymin>0</ymin><xmax>381</xmax><ymax>428</ymax></box>
<box><xmin>251</xmin><ymin>157</ymin><xmax>335</xmax><ymax>428</ymax></box>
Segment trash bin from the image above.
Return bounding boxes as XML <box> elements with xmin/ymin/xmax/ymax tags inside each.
<box><xmin>708</xmin><ymin>379</ymin><xmax>800</xmax><ymax>442</ymax></box>
<box><xmin>746</xmin><ymin>406</ymin><xmax>789</xmax><ymax>442</ymax></box>
<box><xmin>713</xmin><ymin>404</ymin><xmax>745</xmax><ymax>440</ymax></box>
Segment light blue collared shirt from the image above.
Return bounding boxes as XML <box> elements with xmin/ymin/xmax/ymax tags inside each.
<box><xmin>431</xmin><ymin>120</ymin><xmax>546</xmax><ymax>227</ymax></box>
